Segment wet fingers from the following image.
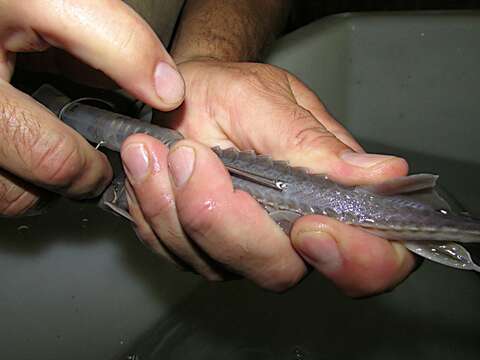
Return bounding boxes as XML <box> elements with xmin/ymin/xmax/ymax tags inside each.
<box><xmin>167</xmin><ymin>140</ymin><xmax>308</xmax><ymax>291</ymax></box>
<box><xmin>121</xmin><ymin>134</ymin><xmax>224</xmax><ymax>280</ymax></box>
<box><xmin>291</xmin><ymin>215</ymin><xmax>416</xmax><ymax>297</ymax></box>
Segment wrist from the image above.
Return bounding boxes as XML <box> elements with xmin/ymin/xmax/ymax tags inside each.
<box><xmin>171</xmin><ymin>0</ymin><xmax>289</xmax><ymax>65</ymax></box>
<box><xmin>172</xmin><ymin>40</ymin><xmax>255</xmax><ymax>65</ymax></box>
<box><xmin>172</xmin><ymin>54</ymin><xmax>225</xmax><ymax>66</ymax></box>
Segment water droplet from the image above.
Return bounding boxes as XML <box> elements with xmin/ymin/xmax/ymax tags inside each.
<box><xmin>420</xmin><ymin>32</ymin><xmax>425</xmax><ymax>37</ymax></box>
<box><xmin>120</xmin><ymin>337</ymin><xmax>128</xmax><ymax>345</ymax></box>
<box><xmin>203</xmin><ymin>199</ymin><xmax>216</xmax><ymax>211</ymax></box>
<box><xmin>127</xmin><ymin>355</ymin><xmax>139</xmax><ymax>360</ymax></box>
<box><xmin>293</xmin><ymin>346</ymin><xmax>306</xmax><ymax>359</ymax></box>
<box><xmin>81</xmin><ymin>218</ymin><xmax>89</xmax><ymax>229</ymax></box>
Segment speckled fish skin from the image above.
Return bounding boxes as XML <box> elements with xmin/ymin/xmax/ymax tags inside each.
<box><xmin>212</xmin><ymin>147</ymin><xmax>480</xmax><ymax>244</ymax></box>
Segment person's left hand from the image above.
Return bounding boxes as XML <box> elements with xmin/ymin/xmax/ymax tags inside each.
<box><xmin>121</xmin><ymin>60</ymin><xmax>416</xmax><ymax>296</ymax></box>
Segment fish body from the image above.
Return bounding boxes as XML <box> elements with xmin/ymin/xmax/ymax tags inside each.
<box><xmin>33</xmin><ymin>85</ymin><xmax>480</xmax><ymax>272</ymax></box>
<box><xmin>215</xmin><ymin>147</ymin><xmax>480</xmax><ymax>240</ymax></box>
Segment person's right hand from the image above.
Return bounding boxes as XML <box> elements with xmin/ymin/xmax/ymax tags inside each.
<box><xmin>121</xmin><ymin>61</ymin><xmax>416</xmax><ymax>296</ymax></box>
<box><xmin>0</xmin><ymin>0</ymin><xmax>185</xmax><ymax>216</ymax></box>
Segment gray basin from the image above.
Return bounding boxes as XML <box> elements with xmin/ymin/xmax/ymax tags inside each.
<box><xmin>1</xmin><ymin>11</ymin><xmax>480</xmax><ymax>360</ymax></box>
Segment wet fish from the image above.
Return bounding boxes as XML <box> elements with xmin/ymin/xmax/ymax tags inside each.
<box><xmin>33</xmin><ymin>85</ymin><xmax>480</xmax><ymax>273</ymax></box>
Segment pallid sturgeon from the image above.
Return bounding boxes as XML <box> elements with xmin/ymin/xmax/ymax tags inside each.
<box><xmin>33</xmin><ymin>85</ymin><xmax>480</xmax><ymax>273</ymax></box>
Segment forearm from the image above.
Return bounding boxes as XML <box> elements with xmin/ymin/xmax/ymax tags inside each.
<box><xmin>171</xmin><ymin>0</ymin><xmax>291</xmax><ymax>63</ymax></box>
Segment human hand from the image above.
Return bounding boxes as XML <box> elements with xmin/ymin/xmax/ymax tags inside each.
<box><xmin>0</xmin><ymin>0</ymin><xmax>184</xmax><ymax>216</ymax></box>
<box><xmin>122</xmin><ymin>60</ymin><xmax>416</xmax><ymax>296</ymax></box>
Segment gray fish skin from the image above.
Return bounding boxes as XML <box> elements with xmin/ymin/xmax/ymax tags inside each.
<box><xmin>33</xmin><ymin>85</ymin><xmax>480</xmax><ymax>272</ymax></box>
<box><xmin>213</xmin><ymin>147</ymin><xmax>480</xmax><ymax>244</ymax></box>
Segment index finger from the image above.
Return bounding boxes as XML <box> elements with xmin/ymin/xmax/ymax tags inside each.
<box><xmin>0</xmin><ymin>80</ymin><xmax>112</xmax><ymax>198</ymax></box>
<box><xmin>11</xmin><ymin>0</ymin><xmax>184</xmax><ymax>110</ymax></box>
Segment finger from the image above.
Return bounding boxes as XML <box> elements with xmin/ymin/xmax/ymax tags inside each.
<box><xmin>0</xmin><ymin>80</ymin><xmax>112</xmax><ymax>197</ymax></box>
<box><xmin>0</xmin><ymin>169</ymin><xmax>42</xmax><ymax>217</ymax></box>
<box><xmin>166</xmin><ymin>139</ymin><xmax>308</xmax><ymax>291</ymax></box>
<box><xmin>264</xmin><ymin>102</ymin><xmax>408</xmax><ymax>186</ymax></box>
<box><xmin>227</xmin><ymin>65</ymin><xmax>409</xmax><ymax>186</ymax></box>
<box><xmin>0</xmin><ymin>51</ymin><xmax>15</xmax><ymax>82</ymax></box>
<box><xmin>287</xmin><ymin>73</ymin><xmax>364</xmax><ymax>152</ymax></box>
<box><xmin>291</xmin><ymin>215</ymin><xmax>417</xmax><ymax>297</ymax></box>
<box><xmin>121</xmin><ymin>134</ymin><xmax>224</xmax><ymax>280</ymax></box>
<box><xmin>123</xmin><ymin>180</ymin><xmax>187</xmax><ymax>269</ymax></box>
<box><xmin>7</xmin><ymin>0</ymin><xmax>184</xmax><ymax>110</ymax></box>
<box><xmin>1</xmin><ymin>26</ymin><xmax>50</xmax><ymax>53</ymax></box>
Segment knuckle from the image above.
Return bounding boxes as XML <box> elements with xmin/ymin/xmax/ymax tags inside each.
<box><xmin>230</xmin><ymin>64</ymin><xmax>279</xmax><ymax>96</ymax></box>
<box><xmin>177</xmin><ymin>198</ymin><xmax>219</xmax><ymax>242</ymax></box>
<box><xmin>0</xmin><ymin>96</ymin><xmax>41</xmax><ymax>163</ymax></box>
<box><xmin>142</xmin><ymin>193</ymin><xmax>176</xmax><ymax>222</ymax></box>
<box><xmin>0</xmin><ymin>94</ymin><xmax>91</xmax><ymax>192</ymax></box>
<box><xmin>289</xmin><ymin>111</ymin><xmax>337</xmax><ymax>151</ymax></box>
<box><xmin>3</xmin><ymin>29</ymin><xmax>50</xmax><ymax>52</ymax></box>
<box><xmin>159</xmin><ymin>227</ymin><xmax>187</xmax><ymax>254</ymax></box>
<box><xmin>115</xmin><ymin>26</ymin><xmax>138</xmax><ymax>55</ymax></box>
<box><xmin>31</xmin><ymin>136</ymin><xmax>86</xmax><ymax>189</ymax></box>
<box><xmin>0</xmin><ymin>179</ymin><xmax>39</xmax><ymax>217</ymax></box>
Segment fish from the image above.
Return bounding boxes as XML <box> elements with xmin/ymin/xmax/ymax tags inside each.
<box><xmin>32</xmin><ymin>85</ymin><xmax>480</xmax><ymax>273</ymax></box>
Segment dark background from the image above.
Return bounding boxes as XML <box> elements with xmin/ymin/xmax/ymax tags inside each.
<box><xmin>288</xmin><ymin>0</ymin><xmax>480</xmax><ymax>30</ymax></box>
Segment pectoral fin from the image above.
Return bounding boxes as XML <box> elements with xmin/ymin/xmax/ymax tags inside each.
<box><xmin>103</xmin><ymin>201</ymin><xmax>134</xmax><ymax>222</ymax></box>
<box><xmin>404</xmin><ymin>241</ymin><xmax>480</xmax><ymax>272</ymax></box>
<box><xmin>98</xmin><ymin>176</ymin><xmax>133</xmax><ymax>222</ymax></box>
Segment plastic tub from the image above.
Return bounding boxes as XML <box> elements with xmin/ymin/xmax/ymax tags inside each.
<box><xmin>1</xmin><ymin>11</ymin><xmax>480</xmax><ymax>360</ymax></box>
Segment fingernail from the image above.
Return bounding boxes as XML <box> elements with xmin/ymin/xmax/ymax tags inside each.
<box><xmin>341</xmin><ymin>151</ymin><xmax>395</xmax><ymax>168</ymax></box>
<box><xmin>294</xmin><ymin>231</ymin><xmax>342</xmax><ymax>273</ymax></box>
<box><xmin>168</xmin><ymin>146</ymin><xmax>195</xmax><ymax>187</ymax></box>
<box><xmin>122</xmin><ymin>143</ymin><xmax>150</xmax><ymax>183</ymax></box>
<box><xmin>154</xmin><ymin>62</ymin><xmax>185</xmax><ymax>105</ymax></box>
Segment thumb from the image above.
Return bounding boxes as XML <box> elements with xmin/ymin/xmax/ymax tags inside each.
<box><xmin>273</xmin><ymin>74</ymin><xmax>408</xmax><ymax>186</ymax></box>
<box><xmin>281</xmin><ymin>108</ymin><xmax>408</xmax><ymax>186</ymax></box>
<box><xmin>291</xmin><ymin>215</ymin><xmax>416</xmax><ymax>298</ymax></box>
<box><xmin>8</xmin><ymin>0</ymin><xmax>184</xmax><ymax>110</ymax></box>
